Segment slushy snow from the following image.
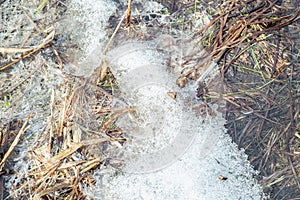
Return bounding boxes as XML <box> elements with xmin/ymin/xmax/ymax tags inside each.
<box><xmin>69</xmin><ymin>1</ymin><xmax>266</xmax><ymax>199</ymax></box>
<box><xmin>0</xmin><ymin>0</ymin><xmax>267</xmax><ymax>199</ymax></box>
<box><xmin>84</xmin><ymin>40</ymin><xmax>266</xmax><ymax>199</ymax></box>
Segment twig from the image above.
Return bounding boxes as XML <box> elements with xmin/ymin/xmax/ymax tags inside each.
<box><xmin>0</xmin><ymin>30</ymin><xmax>55</xmax><ymax>71</ymax></box>
<box><xmin>288</xmin><ymin>156</ymin><xmax>300</xmax><ymax>190</ymax></box>
<box><xmin>0</xmin><ymin>47</ymin><xmax>33</xmax><ymax>55</ymax></box>
<box><xmin>126</xmin><ymin>0</ymin><xmax>132</xmax><ymax>27</ymax></box>
<box><xmin>102</xmin><ymin>10</ymin><xmax>127</xmax><ymax>55</ymax></box>
<box><xmin>0</xmin><ymin>113</ymin><xmax>32</xmax><ymax>171</ymax></box>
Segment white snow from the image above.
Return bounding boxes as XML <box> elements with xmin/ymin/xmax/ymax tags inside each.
<box><xmin>72</xmin><ymin>1</ymin><xmax>267</xmax><ymax>199</ymax></box>
<box><xmin>1</xmin><ymin>0</ymin><xmax>267</xmax><ymax>199</ymax></box>
<box><xmin>83</xmin><ymin>40</ymin><xmax>266</xmax><ymax>199</ymax></box>
<box><xmin>59</xmin><ymin>0</ymin><xmax>117</xmax><ymax>77</ymax></box>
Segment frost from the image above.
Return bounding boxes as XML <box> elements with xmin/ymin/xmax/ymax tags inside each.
<box><xmin>0</xmin><ymin>0</ymin><xmax>117</xmax><ymax>194</ymax></box>
<box><xmin>58</xmin><ymin>0</ymin><xmax>117</xmax><ymax>77</ymax></box>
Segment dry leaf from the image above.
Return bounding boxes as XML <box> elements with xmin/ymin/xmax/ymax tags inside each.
<box><xmin>167</xmin><ymin>92</ymin><xmax>177</xmax><ymax>100</ymax></box>
<box><xmin>176</xmin><ymin>77</ymin><xmax>188</xmax><ymax>88</ymax></box>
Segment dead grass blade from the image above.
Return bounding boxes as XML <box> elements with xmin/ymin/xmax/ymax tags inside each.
<box><xmin>0</xmin><ymin>29</ymin><xmax>55</xmax><ymax>71</ymax></box>
<box><xmin>0</xmin><ymin>113</ymin><xmax>31</xmax><ymax>171</ymax></box>
<box><xmin>126</xmin><ymin>0</ymin><xmax>132</xmax><ymax>27</ymax></box>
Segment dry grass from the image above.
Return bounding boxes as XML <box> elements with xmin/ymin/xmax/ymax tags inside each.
<box><xmin>0</xmin><ymin>68</ymin><xmax>123</xmax><ymax>199</ymax></box>
<box><xmin>0</xmin><ymin>0</ymin><xmax>299</xmax><ymax>199</ymax></box>
<box><xmin>188</xmin><ymin>0</ymin><xmax>300</xmax><ymax>199</ymax></box>
<box><xmin>0</xmin><ymin>1</ymin><xmax>124</xmax><ymax>199</ymax></box>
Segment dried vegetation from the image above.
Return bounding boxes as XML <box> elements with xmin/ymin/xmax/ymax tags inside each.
<box><xmin>186</xmin><ymin>0</ymin><xmax>300</xmax><ymax>198</ymax></box>
<box><xmin>0</xmin><ymin>0</ymin><xmax>299</xmax><ymax>199</ymax></box>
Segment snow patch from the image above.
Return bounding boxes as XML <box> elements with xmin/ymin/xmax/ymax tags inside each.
<box><xmin>59</xmin><ymin>0</ymin><xmax>117</xmax><ymax>77</ymax></box>
<box><xmin>83</xmin><ymin>39</ymin><xmax>266</xmax><ymax>199</ymax></box>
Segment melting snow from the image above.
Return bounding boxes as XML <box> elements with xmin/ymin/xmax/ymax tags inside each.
<box><xmin>84</xmin><ymin>40</ymin><xmax>267</xmax><ymax>199</ymax></box>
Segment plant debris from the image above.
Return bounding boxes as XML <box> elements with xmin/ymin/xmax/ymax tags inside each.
<box><xmin>0</xmin><ymin>0</ymin><xmax>299</xmax><ymax>199</ymax></box>
<box><xmin>188</xmin><ymin>0</ymin><xmax>300</xmax><ymax>198</ymax></box>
